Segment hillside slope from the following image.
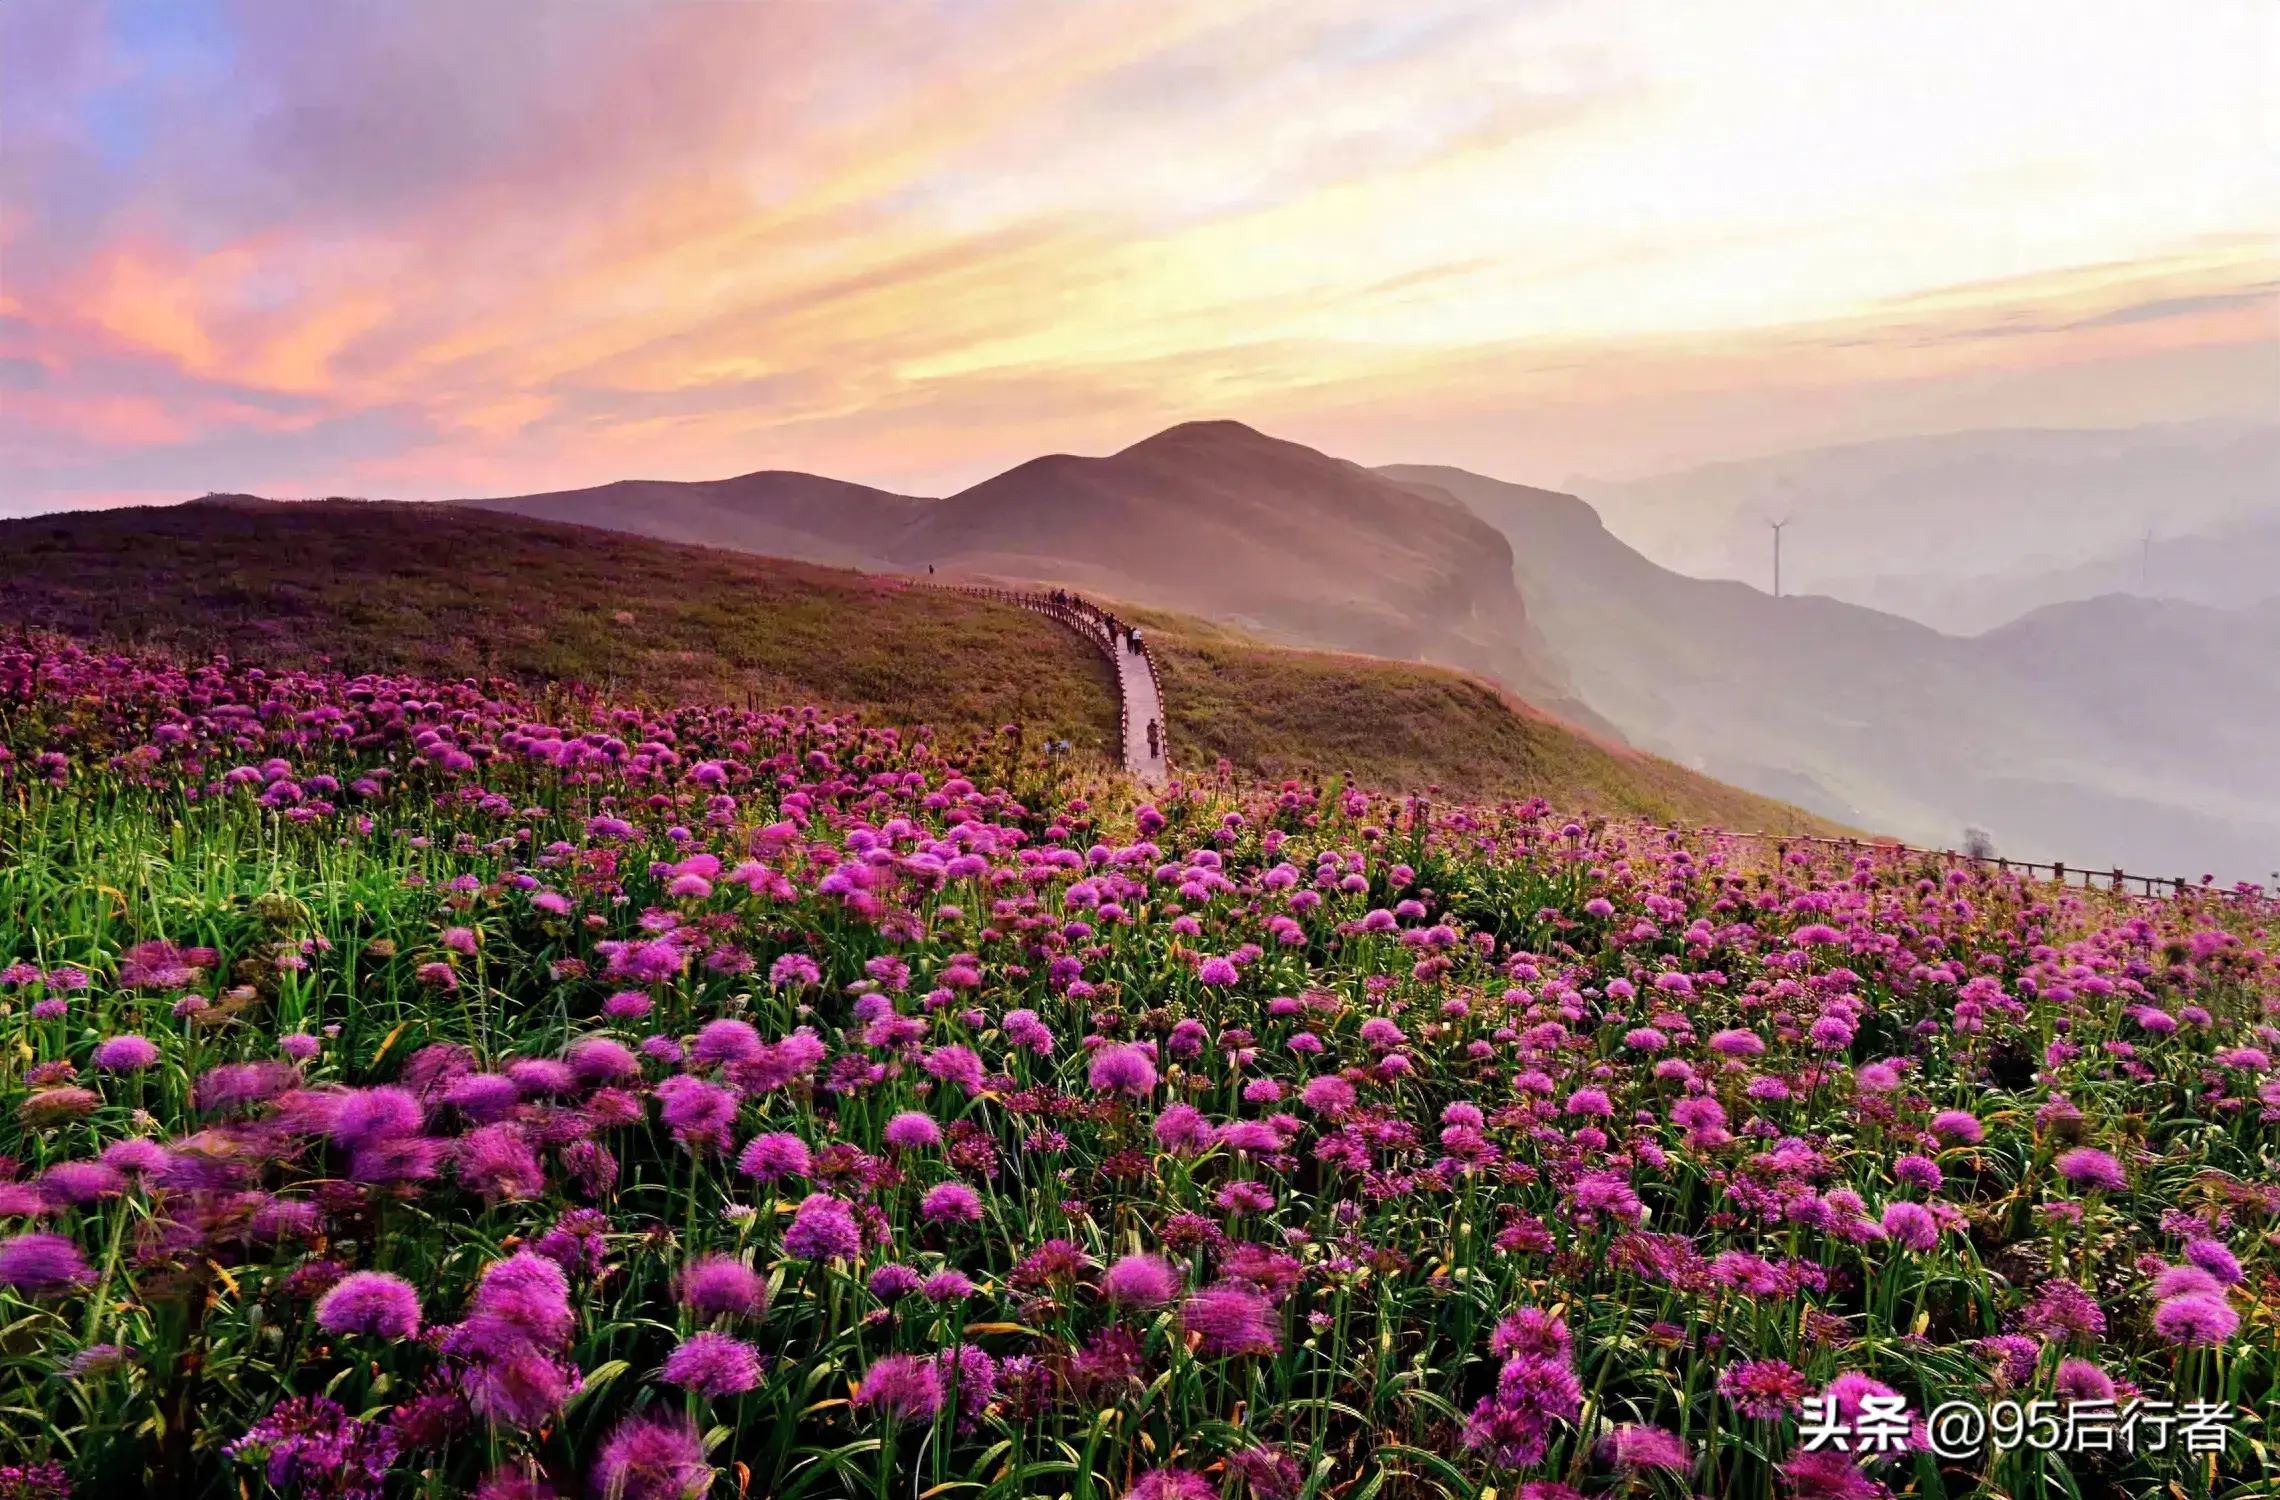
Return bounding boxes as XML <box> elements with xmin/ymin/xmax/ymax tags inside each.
<box><xmin>0</xmin><ymin>500</ymin><xmax>1841</xmax><ymax>831</ymax></box>
<box><xmin>0</xmin><ymin>499</ymin><xmax>1122</xmax><ymax>755</ymax></box>
<box><xmin>1383</xmin><ymin>463</ymin><xmax>2280</xmax><ymax>881</ymax></box>
<box><xmin>458</xmin><ymin>420</ymin><xmax>1594</xmax><ymax>728</ymax></box>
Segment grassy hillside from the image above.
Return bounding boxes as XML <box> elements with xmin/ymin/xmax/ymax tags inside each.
<box><xmin>0</xmin><ymin>498</ymin><xmax>1844</xmax><ymax>831</ymax></box>
<box><xmin>0</xmin><ymin>499</ymin><xmax>1124</xmax><ymax>756</ymax></box>
<box><xmin>1125</xmin><ymin>609</ymin><xmax>1848</xmax><ymax>832</ymax></box>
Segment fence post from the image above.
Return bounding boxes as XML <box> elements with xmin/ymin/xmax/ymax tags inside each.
<box><xmin>2052</xmin><ymin>862</ymin><xmax>2065</xmax><ymax>885</ymax></box>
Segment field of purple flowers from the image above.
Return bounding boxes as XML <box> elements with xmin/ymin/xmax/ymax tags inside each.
<box><xmin>0</xmin><ymin>639</ymin><xmax>2272</xmax><ymax>1500</ymax></box>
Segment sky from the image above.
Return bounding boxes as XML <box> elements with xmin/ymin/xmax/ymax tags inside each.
<box><xmin>2</xmin><ymin>0</ymin><xmax>2274</xmax><ymax>515</ymax></box>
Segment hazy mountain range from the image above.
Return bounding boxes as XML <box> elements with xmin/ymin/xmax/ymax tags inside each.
<box><xmin>476</xmin><ymin>421</ymin><xmax>1593</xmax><ymax>728</ymax></box>
<box><xmin>1578</xmin><ymin>423</ymin><xmax>2280</xmax><ymax>634</ymax></box>
<box><xmin>462</xmin><ymin>421</ymin><xmax>2278</xmax><ymax>881</ymax></box>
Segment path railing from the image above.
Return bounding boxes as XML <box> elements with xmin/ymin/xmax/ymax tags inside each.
<box><xmin>1682</xmin><ymin>828</ymin><xmax>2250</xmax><ymax>900</ymax></box>
<box><xmin>937</xmin><ymin>584</ymin><xmax>1167</xmax><ymax>783</ymax></box>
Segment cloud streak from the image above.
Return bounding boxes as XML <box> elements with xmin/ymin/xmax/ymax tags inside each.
<box><xmin>2</xmin><ymin>0</ymin><xmax>2272</xmax><ymax>511</ymax></box>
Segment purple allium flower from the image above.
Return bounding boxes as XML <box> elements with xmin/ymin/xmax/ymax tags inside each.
<box><xmin>277</xmin><ymin>1033</ymin><xmax>321</xmax><ymax>1062</ymax></box>
<box><xmin>2152</xmin><ymin>1264</ymin><xmax>2223</xmax><ymax>1300</ymax></box>
<box><xmin>660</xmin><ymin>1330</ymin><xmax>764</xmax><ymax>1397</ymax></box>
<box><xmin>922</xmin><ymin>1269</ymin><xmax>975</xmax><ymax>1302</ymax></box>
<box><xmin>565</xmin><ymin>1036</ymin><xmax>638</xmax><ymax>1085</ymax></box>
<box><xmin>224</xmin><ymin>1396</ymin><xmax>397</xmax><ymax>1500</ymax></box>
<box><xmin>99</xmin><ymin>1137</ymin><xmax>170</xmax><ymax>1177</ymax></box>
<box><xmin>2151</xmin><ymin>1294</ymin><xmax>2237</xmax><ymax>1346</ymax></box>
<box><xmin>455</xmin><ymin>1123</ymin><xmax>547</xmax><ymax>1202</ymax></box>
<box><xmin>444</xmin><ymin>1072</ymin><xmax>523</xmax><ymax>1123</ymax></box>
<box><xmin>65</xmin><ymin>1343</ymin><xmax>134</xmax><ymax>1378</ymax></box>
<box><xmin>2183</xmin><ymin>1238</ymin><xmax>2243</xmax><ymax>1285</ymax></box>
<box><xmin>868</xmin><ymin>1264</ymin><xmax>924</xmax><ymax>1301</ymax></box>
<box><xmin>1892</xmin><ymin>1154</ymin><xmax>1943</xmax><ymax>1191</ymax></box>
<box><xmin>1124</xmin><ymin>1470</ymin><xmax>1217</xmax><ymax>1500</ymax></box>
<box><xmin>331</xmin><ymin>1086</ymin><xmax>424</xmax><ymax>1150</ymax></box>
<box><xmin>1104</xmin><ymin>1253</ymin><xmax>1181</xmax><ymax>1309</ymax></box>
<box><xmin>737</xmin><ymin>1131</ymin><xmax>812</xmax><ymax>1182</ymax></box>
<box><xmin>768</xmin><ymin>952</ymin><xmax>822</xmax><ymax>989</ymax></box>
<box><xmin>1929</xmin><ymin>1110</ymin><xmax>1983</xmax><ymax>1146</ymax></box>
<box><xmin>1719</xmin><ymin>1357</ymin><xmax>1812</xmax><ymax>1419</ymax></box>
<box><xmin>692</xmin><ymin>1019</ymin><xmax>763</xmax><ymax>1069</ymax></box>
<box><xmin>1490</xmin><ymin>1307</ymin><xmax>1572</xmax><ymax>1361</ymax></box>
<box><xmin>1298</xmin><ymin>1074</ymin><xmax>1355</xmax><ymax>1115</ymax></box>
<box><xmin>655</xmin><ymin>1075</ymin><xmax>739</xmax><ymax>1154</ymax></box>
<box><xmin>883</xmin><ymin>1111</ymin><xmax>942</xmax><ymax>1151</ymax></box>
<box><xmin>462</xmin><ymin>1350</ymin><xmax>581</xmax><ymax>1431</ymax></box>
<box><xmin>1225</xmin><ymin>1446</ymin><xmax>1304</xmax><ymax>1500</ymax></box>
<box><xmin>1881</xmin><ymin>1201</ymin><xmax>1940</xmax><ymax>1252</ymax></box>
<box><xmin>1151</xmin><ymin>1104</ymin><xmax>1216</xmax><ymax>1155</ymax></box>
<box><xmin>1214</xmin><ymin>1180</ymin><xmax>1275</xmax><ymax>1216</ymax></box>
<box><xmin>1779</xmin><ymin>1450</ymin><xmax>1885</xmax><ymax>1500</ymax></box>
<box><xmin>1600</xmin><ymin>1423</ymin><xmax>1690</xmax><ymax>1473</ymax></box>
<box><xmin>315</xmin><ymin>1271</ymin><xmax>422</xmax><ymax>1341</ymax></box>
<box><xmin>2016</xmin><ymin>1278</ymin><xmax>2106</xmax><ymax>1342</ymax></box>
<box><xmin>0</xmin><ymin>1233</ymin><xmax>90</xmax><ymax>1295</ymax></box>
<box><xmin>590</xmin><ymin>1414</ymin><xmax>711</xmax><ymax>1500</ymax></box>
<box><xmin>1822</xmin><ymin>1372</ymin><xmax>1914</xmax><ymax>1442</ymax></box>
<box><xmin>2054</xmin><ymin>1358</ymin><xmax>2115</xmax><ymax>1403</ymax></box>
<box><xmin>1977</xmin><ymin>1334</ymin><xmax>2041</xmax><ymax>1386</ymax></box>
<box><xmin>2054</xmin><ymin>1147</ymin><xmax>2127</xmax><ymax>1193</ymax></box>
<box><xmin>1462</xmin><ymin>1352</ymin><xmax>1583</xmax><ymax>1468</ymax></box>
<box><xmin>934</xmin><ymin>1342</ymin><xmax>997</xmax><ymax>1429</ymax></box>
<box><xmin>1180</xmin><ymin>1282</ymin><xmax>1281</xmax><ymax>1358</ymax></box>
<box><xmin>91</xmin><ymin>1034</ymin><xmax>161</xmax><ymax>1072</ymax></box>
<box><xmin>783</xmin><ymin>1193</ymin><xmax>862</xmax><ymax>1261</ymax></box>
<box><xmin>196</xmin><ymin>1060</ymin><xmax>299</xmax><ymax>1114</ymax></box>
<box><xmin>600</xmin><ymin>991</ymin><xmax>654</xmax><ymax>1021</ymax></box>
<box><xmin>470</xmin><ymin>1251</ymin><xmax>575</xmax><ymax>1350</ymax></box>
<box><xmin>920</xmin><ymin>1181</ymin><xmax>984</xmax><ymax>1225</ymax></box>
<box><xmin>1087</xmin><ymin>1043</ymin><xmax>1157</xmax><ymax>1097</ymax></box>
<box><xmin>1564</xmin><ymin>1088</ymin><xmax>1613</xmax><ymax>1118</ymax></box>
<box><xmin>680</xmin><ymin>1254</ymin><xmax>767</xmax><ymax>1320</ymax></box>
<box><xmin>853</xmin><ymin>1353</ymin><xmax>943</xmax><ymax>1424</ymax></box>
<box><xmin>923</xmin><ymin>1044</ymin><xmax>988</xmax><ymax>1095</ymax></box>
<box><xmin>506</xmin><ymin>1058</ymin><xmax>577</xmax><ymax>1098</ymax></box>
<box><xmin>118</xmin><ymin>940</ymin><xmax>204</xmax><ymax>991</ymax></box>
<box><xmin>36</xmin><ymin>1161</ymin><xmax>124</xmax><ymax>1208</ymax></box>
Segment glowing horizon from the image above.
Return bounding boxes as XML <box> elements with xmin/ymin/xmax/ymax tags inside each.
<box><xmin>2</xmin><ymin>0</ymin><xmax>2273</xmax><ymax>516</ymax></box>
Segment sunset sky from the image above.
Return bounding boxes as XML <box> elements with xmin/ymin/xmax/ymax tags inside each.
<box><xmin>2</xmin><ymin>0</ymin><xmax>2273</xmax><ymax>514</ymax></box>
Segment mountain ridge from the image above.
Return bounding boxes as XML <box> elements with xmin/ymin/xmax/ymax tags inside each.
<box><xmin>464</xmin><ymin>418</ymin><xmax>1598</xmax><ymax>731</ymax></box>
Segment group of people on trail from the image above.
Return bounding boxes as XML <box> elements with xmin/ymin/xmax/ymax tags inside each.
<box><xmin>1046</xmin><ymin>588</ymin><xmax>1144</xmax><ymax>653</ymax></box>
<box><xmin>1040</xmin><ymin>586</ymin><xmax>1160</xmax><ymax>765</ymax></box>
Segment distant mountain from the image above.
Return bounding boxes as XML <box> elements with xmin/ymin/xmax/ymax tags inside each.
<box><xmin>1382</xmin><ymin>463</ymin><xmax>2280</xmax><ymax>883</ymax></box>
<box><xmin>447</xmin><ymin>419</ymin><xmax>2275</xmax><ymax>879</ymax></box>
<box><xmin>1578</xmin><ymin>423</ymin><xmax>2280</xmax><ymax>624</ymax></box>
<box><xmin>466</xmin><ymin>420</ymin><xmax>1595</xmax><ymax>729</ymax></box>
<box><xmin>470</xmin><ymin>471</ymin><xmax>924</xmax><ymax>570</ymax></box>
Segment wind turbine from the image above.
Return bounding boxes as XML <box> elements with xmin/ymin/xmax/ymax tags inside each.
<box><xmin>1768</xmin><ymin>518</ymin><xmax>1789</xmax><ymax>599</ymax></box>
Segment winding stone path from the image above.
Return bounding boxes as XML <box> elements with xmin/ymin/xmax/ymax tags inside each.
<box><xmin>934</xmin><ymin>584</ymin><xmax>1168</xmax><ymax>787</ymax></box>
<box><xmin>1113</xmin><ymin>628</ymin><xmax>1169</xmax><ymax>788</ymax></box>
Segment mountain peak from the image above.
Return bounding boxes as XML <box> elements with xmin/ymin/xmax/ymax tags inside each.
<box><xmin>1119</xmin><ymin>418</ymin><xmax>1278</xmax><ymax>453</ymax></box>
